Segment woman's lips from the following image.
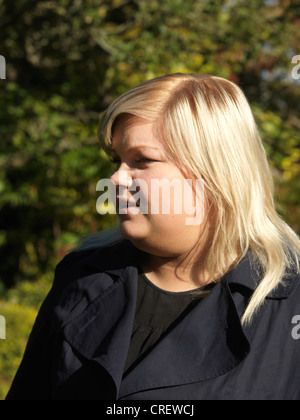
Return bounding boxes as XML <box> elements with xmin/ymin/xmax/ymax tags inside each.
<box><xmin>117</xmin><ymin>197</ymin><xmax>141</xmax><ymax>215</ymax></box>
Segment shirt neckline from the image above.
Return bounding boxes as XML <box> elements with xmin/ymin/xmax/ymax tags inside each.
<box><xmin>138</xmin><ymin>272</ymin><xmax>215</xmax><ymax>297</ymax></box>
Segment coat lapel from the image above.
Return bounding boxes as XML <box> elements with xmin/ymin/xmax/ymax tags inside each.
<box><xmin>62</xmin><ymin>266</ymin><xmax>138</xmax><ymax>395</ymax></box>
<box><xmin>119</xmin><ymin>278</ymin><xmax>250</xmax><ymax>398</ymax></box>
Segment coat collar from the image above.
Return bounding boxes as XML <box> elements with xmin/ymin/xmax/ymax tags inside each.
<box><xmin>80</xmin><ymin>241</ymin><xmax>298</xmax><ymax>300</ymax></box>
<box><xmin>225</xmin><ymin>252</ymin><xmax>299</xmax><ymax>299</ymax></box>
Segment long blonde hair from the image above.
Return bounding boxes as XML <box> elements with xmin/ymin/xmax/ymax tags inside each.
<box><xmin>92</xmin><ymin>73</ymin><xmax>300</xmax><ymax>324</ymax></box>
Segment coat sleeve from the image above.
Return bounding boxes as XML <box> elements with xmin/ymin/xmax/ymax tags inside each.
<box><xmin>5</xmin><ymin>253</ymin><xmax>78</xmax><ymax>400</ymax></box>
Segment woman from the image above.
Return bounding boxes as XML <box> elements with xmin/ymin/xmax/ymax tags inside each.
<box><xmin>7</xmin><ymin>73</ymin><xmax>300</xmax><ymax>400</ymax></box>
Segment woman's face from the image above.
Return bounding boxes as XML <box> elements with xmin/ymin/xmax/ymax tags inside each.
<box><xmin>110</xmin><ymin>115</ymin><xmax>205</xmax><ymax>258</ymax></box>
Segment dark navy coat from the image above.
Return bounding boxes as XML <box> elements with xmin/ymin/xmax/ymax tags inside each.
<box><xmin>6</xmin><ymin>240</ymin><xmax>300</xmax><ymax>400</ymax></box>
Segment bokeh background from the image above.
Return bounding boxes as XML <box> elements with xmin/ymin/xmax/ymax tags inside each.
<box><xmin>0</xmin><ymin>0</ymin><xmax>299</xmax><ymax>399</ymax></box>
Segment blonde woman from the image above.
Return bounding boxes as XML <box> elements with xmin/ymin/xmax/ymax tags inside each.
<box><xmin>7</xmin><ymin>74</ymin><xmax>300</xmax><ymax>400</ymax></box>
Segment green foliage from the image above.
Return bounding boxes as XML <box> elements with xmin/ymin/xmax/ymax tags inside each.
<box><xmin>0</xmin><ymin>0</ymin><xmax>299</xmax><ymax>399</ymax></box>
<box><xmin>0</xmin><ymin>301</ymin><xmax>38</xmax><ymax>400</ymax></box>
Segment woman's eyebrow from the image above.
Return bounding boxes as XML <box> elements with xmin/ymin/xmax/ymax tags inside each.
<box><xmin>111</xmin><ymin>145</ymin><xmax>162</xmax><ymax>154</ymax></box>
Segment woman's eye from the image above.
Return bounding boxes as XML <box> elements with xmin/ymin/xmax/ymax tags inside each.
<box><xmin>110</xmin><ymin>158</ymin><xmax>121</xmax><ymax>166</ymax></box>
<box><xmin>110</xmin><ymin>157</ymin><xmax>157</xmax><ymax>168</ymax></box>
<box><xmin>136</xmin><ymin>158</ymin><xmax>154</xmax><ymax>164</ymax></box>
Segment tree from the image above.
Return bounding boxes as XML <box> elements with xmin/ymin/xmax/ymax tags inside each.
<box><xmin>1</xmin><ymin>0</ymin><xmax>299</xmax><ymax>399</ymax></box>
<box><xmin>0</xmin><ymin>0</ymin><xmax>299</xmax><ymax>289</ymax></box>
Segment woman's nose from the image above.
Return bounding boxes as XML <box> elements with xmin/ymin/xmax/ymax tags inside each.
<box><xmin>110</xmin><ymin>166</ymin><xmax>133</xmax><ymax>189</ymax></box>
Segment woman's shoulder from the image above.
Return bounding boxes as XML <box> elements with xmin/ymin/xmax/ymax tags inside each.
<box><xmin>41</xmin><ymin>239</ymin><xmax>141</xmax><ymax>331</ymax></box>
<box><xmin>55</xmin><ymin>238</ymin><xmax>141</xmax><ymax>285</ymax></box>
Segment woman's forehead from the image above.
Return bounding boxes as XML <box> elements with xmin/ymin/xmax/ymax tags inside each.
<box><xmin>112</xmin><ymin>116</ymin><xmax>164</xmax><ymax>152</ymax></box>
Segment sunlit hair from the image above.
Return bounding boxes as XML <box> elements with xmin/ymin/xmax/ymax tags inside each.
<box><xmin>86</xmin><ymin>73</ymin><xmax>300</xmax><ymax>324</ymax></box>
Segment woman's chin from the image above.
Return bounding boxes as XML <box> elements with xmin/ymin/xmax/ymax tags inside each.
<box><xmin>119</xmin><ymin>219</ymin><xmax>147</xmax><ymax>242</ymax></box>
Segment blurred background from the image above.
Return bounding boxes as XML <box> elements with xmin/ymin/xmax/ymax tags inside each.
<box><xmin>0</xmin><ymin>0</ymin><xmax>299</xmax><ymax>399</ymax></box>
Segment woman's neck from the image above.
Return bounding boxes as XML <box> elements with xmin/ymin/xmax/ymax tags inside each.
<box><xmin>140</xmin><ymin>252</ymin><xmax>212</xmax><ymax>293</ymax></box>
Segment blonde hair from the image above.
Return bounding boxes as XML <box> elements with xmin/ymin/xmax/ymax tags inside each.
<box><xmin>93</xmin><ymin>73</ymin><xmax>300</xmax><ymax>324</ymax></box>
